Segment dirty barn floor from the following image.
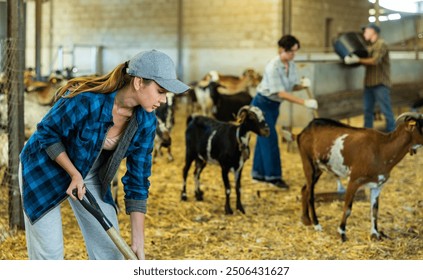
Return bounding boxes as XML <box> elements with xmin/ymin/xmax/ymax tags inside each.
<box><xmin>1</xmin><ymin>103</ymin><xmax>423</xmax><ymax>260</ymax></box>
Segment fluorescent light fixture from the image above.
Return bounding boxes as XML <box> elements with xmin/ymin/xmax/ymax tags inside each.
<box><xmin>368</xmin><ymin>0</ymin><xmax>420</xmax><ymax>13</ymax></box>
<box><xmin>379</xmin><ymin>15</ymin><xmax>389</xmax><ymax>21</ymax></box>
<box><xmin>387</xmin><ymin>13</ymin><xmax>401</xmax><ymax>20</ymax></box>
<box><xmin>368</xmin><ymin>14</ymin><xmax>402</xmax><ymax>22</ymax></box>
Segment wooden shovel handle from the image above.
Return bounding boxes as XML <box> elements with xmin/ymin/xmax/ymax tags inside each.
<box><xmin>72</xmin><ymin>188</ymin><xmax>139</xmax><ymax>260</ymax></box>
<box><xmin>106</xmin><ymin>227</ymin><xmax>138</xmax><ymax>260</ymax></box>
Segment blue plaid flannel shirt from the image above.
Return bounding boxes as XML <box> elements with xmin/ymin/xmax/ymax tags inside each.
<box><xmin>256</xmin><ymin>55</ymin><xmax>299</xmax><ymax>102</ymax></box>
<box><xmin>19</xmin><ymin>90</ymin><xmax>157</xmax><ymax>224</ymax></box>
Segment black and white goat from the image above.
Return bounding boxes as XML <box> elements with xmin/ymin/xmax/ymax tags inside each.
<box><xmin>181</xmin><ymin>105</ymin><xmax>270</xmax><ymax>214</ymax></box>
<box><xmin>153</xmin><ymin>117</ymin><xmax>172</xmax><ymax>163</ymax></box>
<box><xmin>154</xmin><ymin>92</ymin><xmax>175</xmax><ymax>162</ymax></box>
<box><xmin>297</xmin><ymin>113</ymin><xmax>423</xmax><ymax>241</ymax></box>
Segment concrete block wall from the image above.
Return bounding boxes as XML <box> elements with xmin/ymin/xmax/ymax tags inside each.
<box><xmin>24</xmin><ymin>0</ymin><xmax>369</xmax><ymax>81</ymax></box>
<box><xmin>183</xmin><ymin>0</ymin><xmax>281</xmax><ymax>49</ymax></box>
<box><xmin>21</xmin><ymin>0</ymin><xmax>423</xmax><ymax>129</ymax></box>
<box><xmin>293</xmin><ymin>0</ymin><xmax>371</xmax><ymax>49</ymax></box>
<box><xmin>26</xmin><ymin>0</ymin><xmax>180</xmax><ymax>76</ymax></box>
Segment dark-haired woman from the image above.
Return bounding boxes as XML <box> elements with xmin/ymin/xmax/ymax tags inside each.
<box><xmin>251</xmin><ymin>35</ymin><xmax>318</xmax><ymax>189</ymax></box>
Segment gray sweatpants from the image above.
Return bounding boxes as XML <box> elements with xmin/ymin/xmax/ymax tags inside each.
<box><xmin>19</xmin><ymin>158</ymin><xmax>124</xmax><ymax>260</ymax></box>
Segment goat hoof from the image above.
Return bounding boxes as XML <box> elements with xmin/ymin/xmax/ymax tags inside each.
<box><xmin>195</xmin><ymin>190</ymin><xmax>204</xmax><ymax>201</ymax></box>
<box><xmin>370</xmin><ymin>233</ymin><xmax>381</xmax><ymax>241</ymax></box>
<box><xmin>237</xmin><ymin>205</ymin><xmax>245</xmax><ymax>214</ymax></box>
<box><xmin>341</xmin><ymin>234</ymin><xmax>348</xmax><ymax>242</ymax></box>
<box><xmin>301</xmin><ymin>215</ymin><xmax>312</xmax><ymax>226</ymax></box>
<box><xmin>314</xmin><ymin>224</ymin><xmax>323</xmax><ymax>231</ymax></box>
<box><xmin>181</xmin><ymin>193</ymin><xmax>188</xmax><ymax>201</ymax></box>
<box><xmin>380</xmin><ymin>231</ymin><xmax>390</xmax><ymax>239</ymax></box>
<box><xmin>371</xmin><ymin>231</ymin><xmax>389</xmax><ymax>241</ymax></box>
<box><xmin>225</xmin><ymin>207</ymin><xmax>233</xmax><ymax>215</ymax></box>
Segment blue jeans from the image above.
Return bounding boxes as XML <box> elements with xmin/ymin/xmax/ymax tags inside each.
<box><xmin>251</xmin><ymin>94</ymin><xmax>282</xmax><ymax>181</ymax></box>
<box><xmin>363</xmin><ymin>84</ymin><xmax>395</xmax><ymax>132</ymax></box>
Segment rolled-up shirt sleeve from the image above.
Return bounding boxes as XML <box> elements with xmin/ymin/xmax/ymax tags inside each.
<box><xmin>45</xmin><ymin>142</ymin><xmax>66</xmax><ymax>160</ymax></box>
<box><xmin>122</xmin><ymin>113</ymin><xmax>156</xmax><ymax>214</ymax></box>
<box><xmin>125</xmin><ymin>198</ymin><xmax>147</xmax><ymax>214</ymax></box>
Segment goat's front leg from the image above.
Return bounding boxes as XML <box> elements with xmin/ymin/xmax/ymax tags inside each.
<box><xmin>167</xmin><ymin>146</ymin><xmax>174</xmax><ymax>162</ymax></box>
<box><xmin>234</xmin><ymin>168</ymin><xmax>245</xmax><ymax>214</ymax></box>
<box><xmin>336</xmin><ymin>178</ymin><xmax>346</xmax><ymax>193</ymax></box>
<box><xmin>152</xmin><ymin>142</ymin><xmax>160</xmax><ymax>164</ymax></box>
<box><xmin>338</xmin><ymin>181</ymin><xmax>361</xmax><ymax>242</ymax></box>
<box><xmin>156</xmin><ymin>142</ymin><xmax>163</xmax><ymax>157</ymax></box>
<box><xmin>369</xmin><ymin>186</ymin><xmax>388</xmax><ymax>240</ymax></box>
<box><xmin>221</xmin><ymin>167</ymin><xmax>233</xmax><ymax>214</ymax></box>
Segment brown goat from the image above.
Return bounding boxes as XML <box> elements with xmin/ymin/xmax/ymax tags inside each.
<box><xmin>197</xmin><ymin>69</ymin><xmax>261</xmax><ymax>94</ymax></box>
<box><xmin>297</xmin><ymin>113</ymin><xmax>423</xmax><ymax>242</ymax></box>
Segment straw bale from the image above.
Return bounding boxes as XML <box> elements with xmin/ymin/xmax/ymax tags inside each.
<box><xmin>1</xmin><ymin>103</ymin><xmax>423</xmax><ymax>260</ymax></box>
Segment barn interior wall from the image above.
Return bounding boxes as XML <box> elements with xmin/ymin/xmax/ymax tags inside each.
<box><xmin>0</xmin><ymin>2</ymin><xmax>6</xmax><ymax>40</ymax></box>
<box><xmin>24</xmin><ymin>0</ymin><xmax>369</xmax><ymax>82</ymax></box>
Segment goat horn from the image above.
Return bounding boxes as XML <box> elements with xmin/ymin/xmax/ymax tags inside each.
<box><xmin>237</xmin><ymin>105</ymin><xmax>250</xmax><ymax>115</ymax></box>
<box><xmin>395</xmin><ymin>112</ymin><xmax>423</xmax><ymax>124</ymax></box>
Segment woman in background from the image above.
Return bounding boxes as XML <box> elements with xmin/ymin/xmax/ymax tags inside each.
<box><xmin>251</xmin><ymin>35</ymin><xmax>318</xmax><ymax>189</ymax></box>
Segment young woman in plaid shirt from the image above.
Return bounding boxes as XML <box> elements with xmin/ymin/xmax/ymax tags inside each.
<box><xmin>19</xmin><ymin>50</ymin><xmax>189</xmax><ymax>259</ymax></box>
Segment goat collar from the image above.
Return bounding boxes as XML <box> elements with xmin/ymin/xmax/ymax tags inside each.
<box><xmin>236</xmin><ymin>127</ymin><xmax>250</xmax><ymax>160</ymax></box>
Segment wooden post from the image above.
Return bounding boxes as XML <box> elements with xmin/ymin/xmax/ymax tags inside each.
<box><xmin>6</xmin><ymin>0</ymin><xmax>26</xmax><ymax>230</ymax></box>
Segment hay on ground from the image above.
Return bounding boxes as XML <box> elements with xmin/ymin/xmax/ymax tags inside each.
<box><xmin>1</xmin><ymin>103</ymin><xmax>422</xmax><ymax>260</ymax></box>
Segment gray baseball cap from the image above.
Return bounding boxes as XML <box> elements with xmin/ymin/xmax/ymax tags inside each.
<box><xmin>127</xmin><ymin>49</ymin><xmax>190</xmax><ymax>94</ymax></box>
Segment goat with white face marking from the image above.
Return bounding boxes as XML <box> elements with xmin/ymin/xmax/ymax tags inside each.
<box><xmin>153</xmin><ymin>117</ymin><xmax>171</xmax><ymax>163</ymax></box>
<box><xmin>297</xmin><ymin>113</ymin><xmax>423</xmax><ymax>242</ymax></box>
<box><xmin>181</xmin><ymin>105</ymin><xmax>270</xmax><ymax>214</ymax></box>
<box><xmin>155</xmin><ymin>92</ymin><xmax>175</xmax><ymax>162</ymax></box>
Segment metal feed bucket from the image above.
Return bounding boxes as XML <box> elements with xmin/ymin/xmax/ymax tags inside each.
<box><xmin>333</xmin><ymin>32</ymin><xmax>368</xmax><ymax>60</ymax></box>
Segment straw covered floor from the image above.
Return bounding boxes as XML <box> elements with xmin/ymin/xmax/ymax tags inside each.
<box><xmin>1</xmin><ymin>103</ymin><xmax>423</xmax><ymax>260</ymax></box>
